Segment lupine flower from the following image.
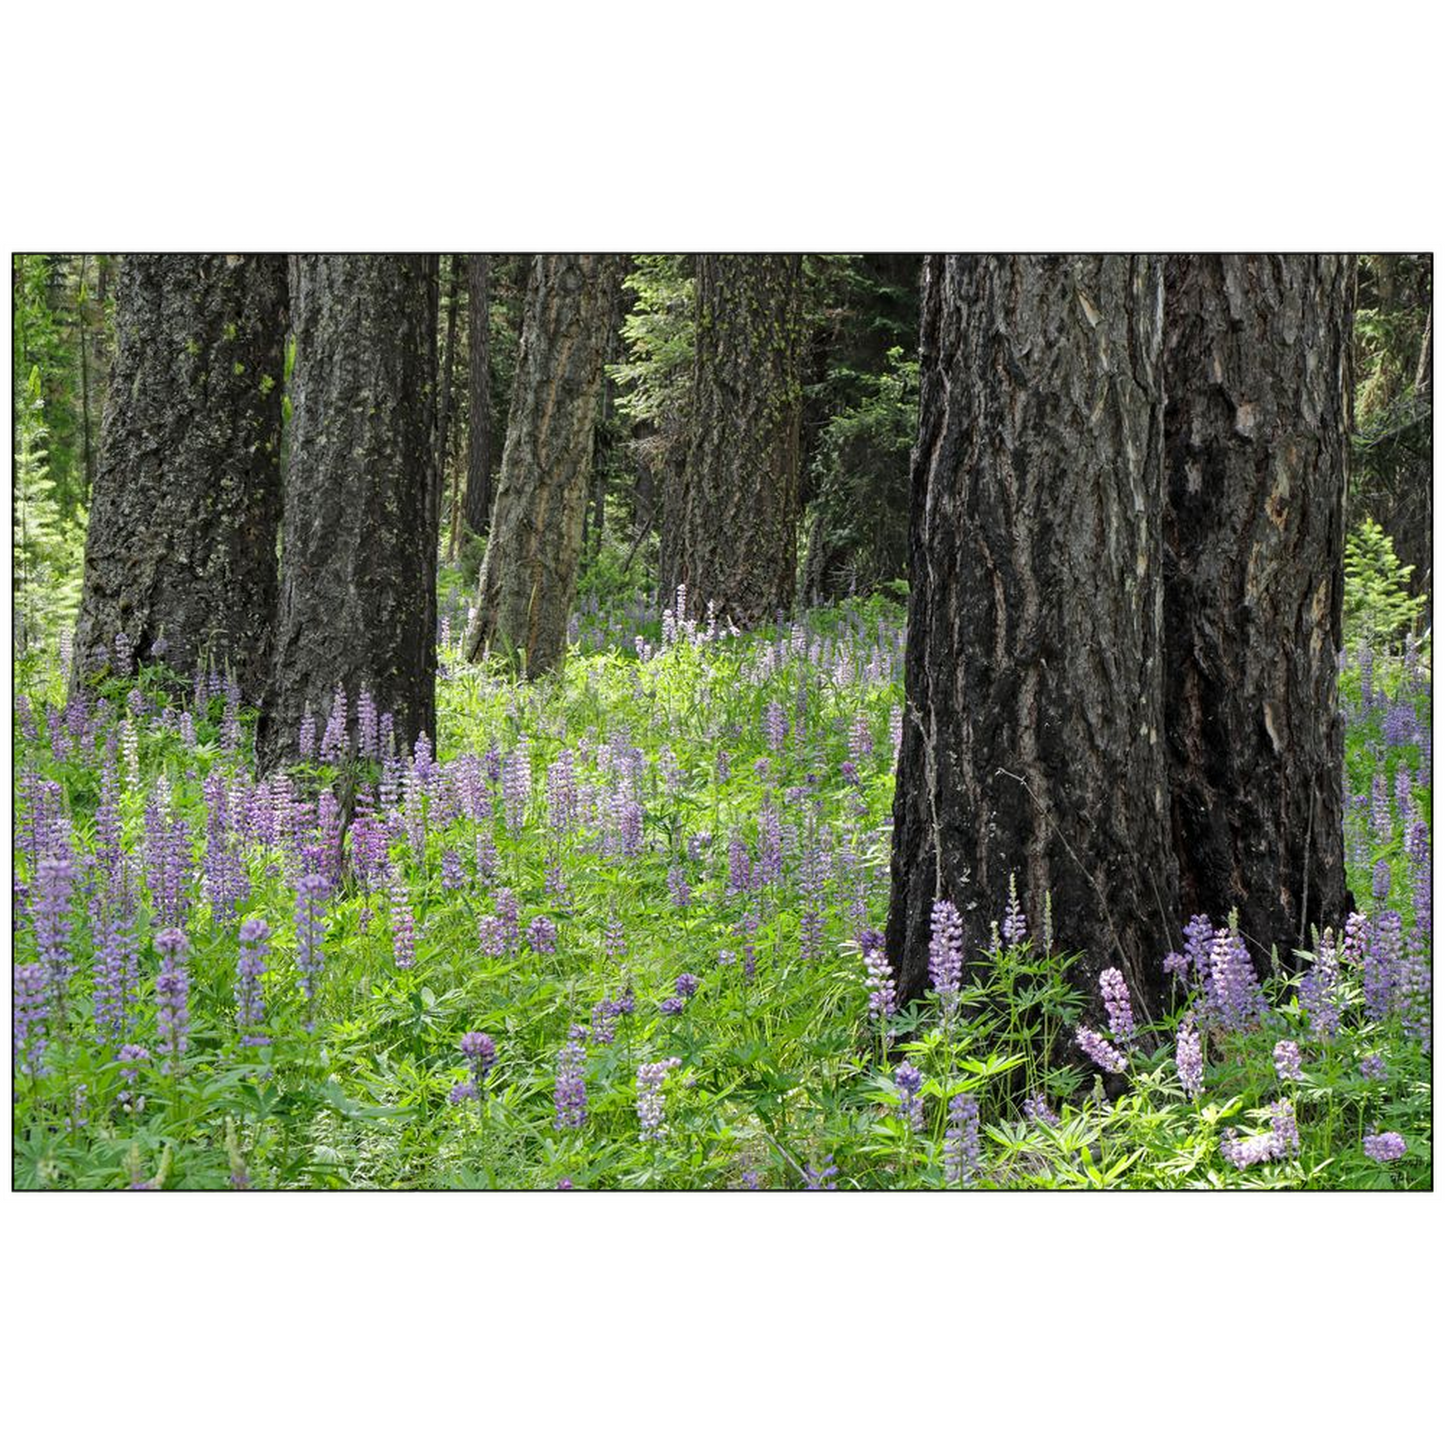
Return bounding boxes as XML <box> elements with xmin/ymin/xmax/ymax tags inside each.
<box><xmin>448</xmin><ymin>1081</ymin><xmax>478</xmax><ymax>1105</ymax></box>
<box><xmin>13</xmin><ymin>962</ymin><xmax>50</xmax><ymax>1077</ymax></box>
<box><xmin>1098</xmin><ymin>967</ymin><xmax>1134</xmax><ymax>1041</ymax></box>
<box><xmin>1175</xmin><ymin>1017</ymin><xmax>1204</xmax><ymax>1100</ymax></box>
<box><xmin>554</xmin><ymin>1028</ymin><xmax>588</xmax><ymax>1130</ymax></box>
<box><xmin>803</xmin><ymin>1155</ymin><xmax>839</xmax><ymax>1190</ymax></box>
<box><xmin>527</xmin><ymin>915</ymin><xmax>558</xmax><ymax>954</ymax></box>
<box><xmin>944</xmin><ymin>1093</ymin><xmax>981</xmax><ymax>1186</ymax></box>
<box><xmin>1162</xmin><ymin>951</ymin><xmax>1190</xmax><ymax>989</ymax></box>
<box><xmin>235</xmin><ymin>917</ymin><xmax>272</xmax><ymax>1044</ymax></box>
<box><xmin>1182</xmin><ymin>914</ymin><xmax>1214</xmax><ymax>993</ymax></box>
<box><xmin>116</xmin><ymin>1042</ymin><xmax>150</xmax><ymax>1112</ymax></box>
<box><xmin>864</xmin><ymin>948</ymin><xmax>896</xmax><ymax>1023</ymax></box>
<box><xmin>154</xmin><ymin>927</ymin><xmax>191</xmax><ymax>1072</ymax></box>
<box><xmin>1371</xmin><ymin>859</ymin><xmax>1392</xmax><ymax>905</ymax></box>
<box><xmin>440</xmin><ymin>848</ymin><xmax>467</xmax><ymax>891</ymax></box>
<box><xmin>459</xmin><ymin>1032</ymin><xmax>496</xmax><ymax>1097</ymax></box>
<box><xmin>1359</xmin><ymin>1053</ymin><xmax>1387</xmax><ymax>1081</ymax></box>
<box><xmin>1363</xmin><ymin>1132</ymin><xmax>1406</xmax><ymax>1164</ymax></box>
<box><xmin>894</xmin><ymin>1061</ymin><xmax>924</xmax><ymax>1131</ymax></box>
<box><xmin>667</xmin><ymin>865</ymin><xmax>692</xmax><ymax>910</ymax></box>
<box><xmin>1024</xmin><ymin>1093</ymin><xmax>1059</xmax><ymax>1127</ymax></box>
<box><xmin>1269</xmin><ymin>1100</ymin><xmax>1300</xmax><ymax>1158</ymax></box>
<box><xmin>673</xmin><ymin>973</ymin><xmax>700</xmax><ymax>998</ymax></box>
<box><xmin>1220</xmin><ymin>1129</ymin><xmax>1281</xmax><ymax>1170</ymax></box>
<box><xmin>33</xmin><ymin>855</ymin><xmax>78</xmax><ymax>1013</ymax></box>
<box><xmin>659</xmin><ymin>996</ymin><xmax>685</xmax><ymax>1016</ymax></box>
<box><xmin>1077</xmin><ymin>1026</ymin><xmax>1128</xmax><ymax>1074</ymax></box>
<box><xmin>636</xmin><ymin>1057</ymin><xmax>682</xmax><ymax>1141</ymax></box>
<box><xmin>928</xmin><ymin>899</ymin><xmax>964</xmax><ymax>1014</ymax></box>
<box><xmin>294</xmin><ymin>873</ymin><xmax>330</xmax><ymax>1025</ymax></box>
<box><xmin>1363</xmin><ymin>911</ymin><xmax>1403</xmax><ymax>1023</ymax></box>
<box><xmin>1299</xmin><ymin>932</ymin><xmax>1342</xmax><ymax>1039</ymax></box>
<box><xmin>477</xmin><ymin>914</ymin><xmax>506</xmax><ymax>957</ymax></box>
<box><xmin>1002</xmin><ymin>874</ymin><xmax>1027</xmax><ymax>947</ymax></box>
<box><xmin>1272</xmin><ymin>1039</ymin><xmax>1303</xmax><ymax>1083</ymax></box>
<box><xmin>762</xmin><ymin>699</ymin><xmax>788</xmax><ymax>752</ymax></box>
<box><xmin>1206</xmin><ymin>923</ymin><xmax>1264</xmax><ymax>1031</ymax></box>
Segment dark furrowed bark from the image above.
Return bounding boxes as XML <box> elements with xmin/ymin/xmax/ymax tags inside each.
<box><xmin>886</xmin><ymin>254</ymin><xmax>1179</xmax><ymax>1009</ymax></box>
<box><xmin>72</xmin><ymin>253</ymin><xmax>287</xmax><ymax>700</ymax></box>
<box><xmin>464</xmin><ymin>253</ymin><xmax>623</xmax><ymax>677</ymax></box>
<box><xmin>1163</xmin><ymin>254</ymin><xmax>1353</xmax><ymax>960</ymax></box>
<box><xmin>672</xmin><ymin>254</ymin><xmax>804</xmax><ymax>626</ymax></box>
<box><xmin>259</xmin><ymin>254</ymin><xmax>438</xmax><ymax>771</ymax></box>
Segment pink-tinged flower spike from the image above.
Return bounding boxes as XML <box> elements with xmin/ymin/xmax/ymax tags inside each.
<box><xmin>636</xmin><ymin>1057</ymin><xmax>682</xmax><ymax>1141</ymax></box>
<box><xmin>1272</xmin><ymin>1039</ymin><xmax>1303</xmax><ymax>1082</ymax></box>
<box><xmin>1098</xmin><ymin>967</ymin><xmax>1135</xmax><ymax>1042</ymax></box>
<box><xmin>1175</xmin><ymin>1017</ymin><xmax>1204</xmax><ymax>1100</ymax></box>
<box><xmin>1076</xmin><ymin>1027</ymin><xmax>1128</xmax><ymax>1075</ymax></box>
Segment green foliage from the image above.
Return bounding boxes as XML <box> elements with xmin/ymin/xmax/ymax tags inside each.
<box><xmin>13</xmin><ymin>368</ymin><xmax>85</xmax><ymax>655</ymax></box>
<box><xmin>1344</xmin><ymin>516</ymin><xmax>1424</xmax><ymax>653</ymax></box>
<box><xmin>11</xmin><ymin>588</ymin><xmax>1431</xmax><ymax>1191</ymax></box>
<box><xmin>802</xmin><ymin>346</ymin><xmax>918</xmax><ymax>598</ymax></box>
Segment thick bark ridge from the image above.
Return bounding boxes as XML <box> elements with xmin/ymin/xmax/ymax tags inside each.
<box><xmin>260</xmin><ymin>254</ymin><xmax>438</xmax><ymax>770</ymax></box>
<box><xmin>672</xmin><ymin>254</ymin><xmax>804</xmax><ymax>625</ymax></box>
<box><xmin>465</xmin><ymin>254</ymin><xmax>623</xmax><ymax>676</ymax></box>
<box><xmin>886</xmin><ymin>254</ymin><xmax>1179</xmax><ymax>1008</ymax></box>
<box><xmin>1162</xmin><ymin>255</ymin><xmax>1353</xmax><ymax>959</ymax></box>
<box><xmin>72</xmin><ymin>253</ymin><xmax>287</xmax><ymax>699</ymax></box>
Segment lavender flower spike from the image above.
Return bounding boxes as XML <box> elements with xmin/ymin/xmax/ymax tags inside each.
<box><xmin>1076</xmin><ymin>1026</ymin><xmax>1128</xmax><ymax>1075</ymax></box>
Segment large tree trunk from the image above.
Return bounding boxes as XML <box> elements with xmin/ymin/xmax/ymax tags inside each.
<box><xmin>671</xmin><ymin>254</ymin><xmax>804</xmax><ymax>625</ymax></box>
<box><xmin>259</xmin><ymin>254</ymin><xmax>438</xmax><ymax>770</ymax></box>
<box><xmin>464</xmin><ymin>254</ymin><xmax>622</xmax><ymax>676</ymax></box>
<box><xmin>72</xmin><ymin>253</ymin><xmax>287</xmax><ymax>699</ymax></box>
<box><xmin>463</xmin><ymin>254</ymin><xmax>493</xmax><ymax>538</ymax></box>
<box><xmin>1162</xmin><ymin>255</ymin><xmax>1353</xmax><ymax>958</ymax></box>
<box><xmin>886</xmin><ymin>255</ymin><xmax>1178</xmax><ymax>1008</ymax></box>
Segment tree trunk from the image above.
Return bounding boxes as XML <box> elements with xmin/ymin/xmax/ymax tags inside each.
<box><xmin>72</xmin><ymin>253</ymin><xmax>287</xmax><ymax>699</ymax></box>
<box><xmin>464</xmin><ymin>254</ymin><xmax>622</xmax><ymax>677</ymax></box>
<box><xmin>672</xmin><ymin>254</ymin><xmax>804</xmax><ymax>625</ymax></box>
<box><xmin>435</xmin><ymin>254</ymin><xmax>462</xmax><ymax>542</ymax></box>
<box><xmin>463</xmin><ymin>254</ymin><xmax>493</xmax><ymax>537</ymax></box>
<box><xmin>886</xmin><ymin>255</ymin><xmax>1178</xmax><ymax>1009</ymax></box>
<box><xmin>259</xmin><ymin>254</ymin><xmax>438</xmax><ymax>770</ymax></box>
<box><xmin>1162</xmin><ymin>255</ymin><xmax>1353</xmax><ymax>959</ymax></box>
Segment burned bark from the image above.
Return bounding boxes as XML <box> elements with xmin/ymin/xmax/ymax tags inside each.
<box><xmin>886</xmin><ymin>254</ymin><xmax>1179</xmax><ymax>1008</ymax></box>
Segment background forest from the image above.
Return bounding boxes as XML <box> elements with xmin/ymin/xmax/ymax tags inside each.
<box><xmin>10</xmin><ymin>252</ymin><xmax>1433</xmax><ymax>1194</ymax></box>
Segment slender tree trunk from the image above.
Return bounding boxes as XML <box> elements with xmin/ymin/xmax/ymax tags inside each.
<box><xmin>435</xmin><ymin>254</ymin><xmax>461</xmax><ymax>543</ymax></box>
<box><xmin>464</xmin><ymin>253</ymin><xmax>622</xmax><ymax>676</ymax></box>
<box><xmin>1162</xmin><ymin>255</ymin><xmax>1353</xmax><ymax>958</ymax></box>
<box><xmin>259</xmin><ymin>254</ymin><xmax>438</xmax><ymax>770</ymax></box>
<box><xmin>671</xmin><ymin>254</ymin><xmax>804</xmax><ymax>625</ymax></box>
<box><xmin>463</xmin><ymin>254</ymin><xmax>493</xmax><ymax>538</ymax></box>
<box><xmin>77</xmin><ymin>254</ymin><xmax>93</xmax><ymax>503</ymax></box>
<box><xmin>886</xmin><ymin>254</ymin><xmax>1178</xmax><ymax>1008</ymax></box>
<box><xmin>72</xmin><ymin>253</ymin><xmax>287</xmax><ymax>698</ymax></box>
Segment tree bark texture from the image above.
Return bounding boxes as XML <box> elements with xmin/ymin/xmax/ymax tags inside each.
<box><xmin>463</xmin><ymin>254</ymin><xmax>493</xmax><ymax>536</ymax></box>
<box><xmin>1162</xmin><ymin>254</ymin><xmax>1353</xmax><ymax>958</ymax></box>
<box><xmin>886</xmin><ymin>254</ymin><xmax>1179</xmax><ymax>1008</ymax></box>
<box><xmin>465</xmin><ymin>253</ymin><xmax>623</xmax><ymax>676</ymax></box>
<box><xmin>260</xmin><ymin>253</ymin><xmax>438</xmax><ymax>770</ymax></box>
<box><xmin>72</xmin><ymin>253</ymin><xmax>287</xmax><ymax>700</ymax></box>
<box><xmin>673</xmin><ymin>254</ymin><xmax>804</xmax><ymax>625</ymax></box>
<box><xmin>435</xmin><ymin>255</ymin><xmax>462</xmax><ymax>531</ymax></box>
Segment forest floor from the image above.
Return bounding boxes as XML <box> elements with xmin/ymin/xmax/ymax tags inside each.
<box><xmin>11</xmin><ymin>590</ymin><xmax>1432</xmax><ymax>1189</ymax></box>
